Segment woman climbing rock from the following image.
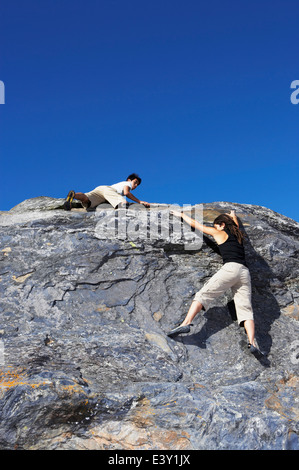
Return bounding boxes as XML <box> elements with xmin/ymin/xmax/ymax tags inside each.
<box><xmin>167</xmin><ymin>210</ymin><xmax>263</xmax><ymax>357</ymax></box>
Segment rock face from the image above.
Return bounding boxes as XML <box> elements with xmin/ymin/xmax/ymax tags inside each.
<box><xmin>0</xmin><ymin>197</ymin><xmax>298</xmax><ymax>450</ymax></box>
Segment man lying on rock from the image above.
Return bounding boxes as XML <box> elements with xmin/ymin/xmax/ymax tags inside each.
<box><xmin>167</xmin><ymin>209</ymin><xmax>264</xmax><ymax>359</ymax></box>
<box><xmin>63</xmin><ymin>173</ymin><xmax>150</xmax><ymax>211</ymax></box>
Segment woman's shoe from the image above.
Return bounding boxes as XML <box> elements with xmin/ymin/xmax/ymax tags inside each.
<box><xmin>167</xmin><ymin>324</ymin><xmax>192</xmax><ymax>338</ymax></box>
<box><xmin>248</xmin><ymin>343</ymin><xmax>264</xmax><ymax>358</ymax></box>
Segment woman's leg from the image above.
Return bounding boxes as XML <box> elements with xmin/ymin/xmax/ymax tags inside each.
<box><xmin>181</xmin><ymin>301</ymin><xmax>203</xmax><ymax>326</ymax></box>
<box><xmin>168</xmin><ymin>264</ymin><xmax>239</xmax><ymax>337</ymax></box>
<box><xmin>243</xmin><ymin>319</ymin><xmax>255</xmax><ymax>346</ymax></box>
<box><xmin>167</xmin><ymin>301</ymin><xmax>203</xmax><ymax>337</ymax></box>
<box><xmin>231</xmin><ymin>267</ymin><xmax>258</xmax><ymax>348</ymax></box>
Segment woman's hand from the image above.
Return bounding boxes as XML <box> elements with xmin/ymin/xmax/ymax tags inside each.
<box><xmin>226</xmin><ymin>210</ymin><xmax>236</xmax><ymax>218</ymax></box>
<box><xmin>226</xmin><ymin>210</ymin><xmax>239</xmax><ymax>227</ymax></box>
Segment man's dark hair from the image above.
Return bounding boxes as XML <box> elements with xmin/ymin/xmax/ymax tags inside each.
<box><xmin>127</xmin><ymin>173</ymin><xmax>142</xmax><ymax>185</ymax></box>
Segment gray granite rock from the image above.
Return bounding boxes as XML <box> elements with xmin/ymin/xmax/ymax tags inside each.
<box><xmin>0</xmin><ymin>198</ymin><xmax>298</xmax><ymax>449</ymax></box>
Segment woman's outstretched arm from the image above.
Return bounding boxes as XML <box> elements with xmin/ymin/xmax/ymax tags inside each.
<box><xmin>171</xmin><ymin>210</ymin><xmax>218</xmax><ymax>236</ymax></box>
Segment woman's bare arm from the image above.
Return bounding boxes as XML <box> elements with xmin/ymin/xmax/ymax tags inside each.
<box><xmin>226</xmin><ymin>210</ymin><xmax>239</xmax><ymax>227</ymax></box>
<box><xmin>171</xmin><ymin>210</ymin><xmax>218</xmax><ymax>236</ymax></box>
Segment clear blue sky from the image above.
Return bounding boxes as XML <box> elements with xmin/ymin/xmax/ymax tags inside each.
<box><xmin>1</xmin><ymin>0</ymin><xmax>298</xmax><ymax>221</ymax></box>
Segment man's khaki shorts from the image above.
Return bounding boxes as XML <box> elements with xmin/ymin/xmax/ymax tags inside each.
<box><xmin>84</xmin><ymin>185</ymin><xmax>126</xmax><ymax>209</ymax></box>
<box><xmin>194</xmin><ymin>262</ymin><xmax>254</xmax><ymax>325</ymax></box>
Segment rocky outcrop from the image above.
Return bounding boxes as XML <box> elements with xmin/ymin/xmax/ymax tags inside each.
<box><xmin>0</xmin><ymin>197</ymin><xmax>298</xmax><ymax>450</ymax></box>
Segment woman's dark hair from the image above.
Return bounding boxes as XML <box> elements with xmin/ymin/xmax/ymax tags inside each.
<box><xmin>127</xmin><ymin>173</ymin><xmax>141</xmax><ymax>185</ymax></box>
<box><xmin>213</xmin><ymin>214</ymin><xmax>244</xmax><ymax>244</ymax></box>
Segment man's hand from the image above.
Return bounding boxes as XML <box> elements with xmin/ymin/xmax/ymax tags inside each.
<box><xmin>140</xmin><ymin>201</ymin><xmax>150</xmax><ymax>208</ymax></box>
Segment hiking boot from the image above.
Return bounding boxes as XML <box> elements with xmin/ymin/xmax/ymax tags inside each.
<box><xmin>63</xmin><ymin>190</ymin><xmax>75</xmax><ymax>211</ymax></box>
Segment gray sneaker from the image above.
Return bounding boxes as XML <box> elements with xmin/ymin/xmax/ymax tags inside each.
<box><xmin>167</xmin><ymin>324</ymin><xmax>192</xmax><ymax>338</ymax></box>
<box><xmin>248</xmin><ymin>343</ymin><xmax>264</xmax><ymax>358</ymax></box>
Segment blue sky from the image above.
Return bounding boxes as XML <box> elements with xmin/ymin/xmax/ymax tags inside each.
<box><xmin>1</xmin><ymin>0</ymin><xmax>298</xmax><ymax>221</ymax></box>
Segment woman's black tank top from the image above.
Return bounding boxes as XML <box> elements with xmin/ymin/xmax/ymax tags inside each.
<box><xmin>217</xmin><ymin>230</ymin><xmax>247</xmax><ymax>266</ymax></box>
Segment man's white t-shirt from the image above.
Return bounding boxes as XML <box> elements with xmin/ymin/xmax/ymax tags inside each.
<box><xmin>111</xmin><ymin>181</ymin><xmax>132</xmax><ymax>196</ymax></box>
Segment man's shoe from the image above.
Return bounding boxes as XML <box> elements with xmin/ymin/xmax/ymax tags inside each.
<box><xmin>167</xmin><ymin>324</ymin><xmax>192</xmax><ymax>338</ymax></box>
<box><xmin>63</xmin><ymin>190</ymin><xmax>75</xmax><ymax>211</ymax></box>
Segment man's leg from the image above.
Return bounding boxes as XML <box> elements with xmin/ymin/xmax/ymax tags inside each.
<box><xmin>63</xmin><ymin>190</ymin><xmax>91</xmax><ymax>210</ymax></box>
<box><xmin>74</xmin><ymin>192</ymin><xmax>90</xmax><ymax>207</ymax></box>
<box><xmin>100</xmin><ymin>186</ymin><xmax>127</xmax><ymax>208</ymax></box>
